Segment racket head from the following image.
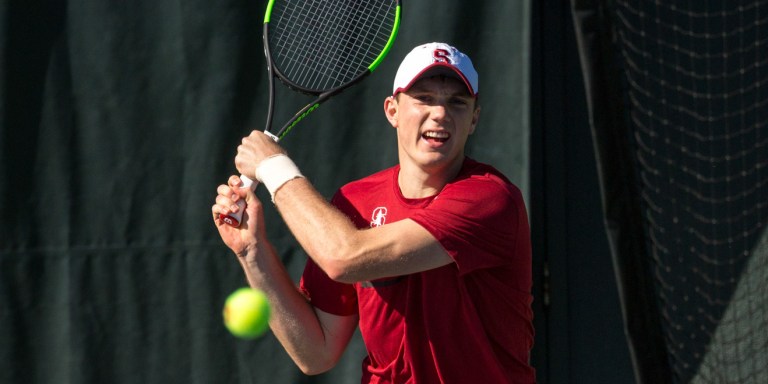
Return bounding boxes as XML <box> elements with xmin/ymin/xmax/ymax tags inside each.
<box><xmin>263</xmin><ymin>0</ymin><xmax>402</xmax><ymax>97</ymax></box>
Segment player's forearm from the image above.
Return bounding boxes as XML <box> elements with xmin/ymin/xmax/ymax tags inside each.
<box><xmin>237</xmin><ymin>240</ymin><xmax>341</xmax><ymax>373</ymax></box>
<box><xmin>272</xmin><ymin>178</ymin><xmax>370</xmax><ymax>280</ymax></box>
<box><xmin>272</xmin><ymin>178</ymin><xmax>453</xmax><ymax>282</ymax></box>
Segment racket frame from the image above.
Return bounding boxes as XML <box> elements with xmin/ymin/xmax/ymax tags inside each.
<box><xmin>262</xmin><ymin>0</ymin><xmax>401</xmax><ymax>140</ymax></box>
<box><xmin>219</xmin><ymin>0</ymin><xmax>401</xmax><ymax>227</ymax></box>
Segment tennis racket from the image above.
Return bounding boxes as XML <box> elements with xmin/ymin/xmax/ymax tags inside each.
<box><xmin>220</xmin><ymin>0</ymin><xmax>402</xmax><ymax>226</ymax></box>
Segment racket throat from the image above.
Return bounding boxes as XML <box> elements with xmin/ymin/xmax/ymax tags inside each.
<box><xmin>264</xmin><ymin>131</ymin><xmax>279</xmax><ymax>142</ymax></box>
<box><xmin>275</xmin><ymin>102</ymin><xmax>322</xmax><ymax>139</ymax></box>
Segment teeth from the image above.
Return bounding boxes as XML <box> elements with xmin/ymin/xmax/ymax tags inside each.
<box><xmin>424</xmin><ymin>131</ymin><xmax>449</xmax><ymax>139</ymax></box>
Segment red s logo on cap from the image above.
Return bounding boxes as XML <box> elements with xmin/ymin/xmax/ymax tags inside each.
<box><xmin>433</xmin><ymin>49</ymin><xmax>451</xmax><ymax>63</ymax></box>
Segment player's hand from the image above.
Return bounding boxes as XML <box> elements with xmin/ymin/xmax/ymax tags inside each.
<box><xmin>235</xmin><ymin>131</ymin><xmax>286</xmax><ymax>181</ymax></box>
<box><xmin>212</xmin><ymin>175</ymin><xmax>266</xmax><ymax>258</ymax></box>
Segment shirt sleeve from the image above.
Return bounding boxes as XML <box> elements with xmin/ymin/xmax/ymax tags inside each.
<box><xmin>297</xmin><ymin>191</ymin><xmax>360</xmax><ymax>316</ymax></box>
<box><xmin>409</xmin><ymin>176</ymin><xmax>527</xmax><ymax>275</ymax></box>
<box><xmin>299</xmin><ymin>258</ymin><xmax>358</xmax><ymax>316</ymax></box>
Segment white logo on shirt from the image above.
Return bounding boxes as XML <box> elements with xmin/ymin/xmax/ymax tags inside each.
<box><xmin>370</xmin><ymin>207</ymin><xmax>387</xmax><ymax>227</ymax></box>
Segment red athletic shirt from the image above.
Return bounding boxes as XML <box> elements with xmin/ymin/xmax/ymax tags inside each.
<box><xmin>299</xmin><ymin>158</ymin><xmax>535</xmax><ymax>383</ymax></box>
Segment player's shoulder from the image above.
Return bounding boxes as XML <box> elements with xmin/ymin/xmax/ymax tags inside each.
<box><xmin>338</xmin><ymin>165</ymin><xmax>398</xmax><ymax>196</ymax></box>
<box><xmin>454</xmin><ymin>158</ymin><xmax>522</xmax><ymax>197</ymax></box>
<box><xmin>436</xmin><ymin>158</ymin><xmax>527</xmax><ymax>219</ymax></box>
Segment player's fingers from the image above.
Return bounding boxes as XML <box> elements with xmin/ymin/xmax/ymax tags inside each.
<box><xmin>216</xmin><ymin>192</ymin><xmax>241</xmax><ymax>212</ymax></box>
<box><xmin>243</xmin><ymin>130</ymin><xmax>284</xmax><ymax>155</ymax></box>
<box><xmin>246</xmin><ymin>129</ymin><xmax>269</xmax><ymax>141</ymax></box>
<box><xmin>217</xmin><ymin>183</ymin><xmax>239</xmax><ymax>200</ymax></box>
<box><xmin>213</xmin><ymin>185</ymin><xmax>230</xmax><ymax>220</ymax></box>
<box><xmin>212</xmin><ymin>204</ymin><xmax>224</xmax><ymax>223</ymax></box>
<box><xmin>242</xmin><ymin>185</ymin><xmax>259</xmax><ymax>205</ymax></box>
<box><xmin>228</xmin><ymin>175</ymin><xmax>243</xmax><ymax>188</ymax></box>
<box><xmin>217</xmin><ymin>183</ymin><xmax>231</xmax><ymax>195</ymax></box>
<box><xmin>211</xmin><ymin>203</ymin><xmax>231</xmax><ymax>225</ymax></box>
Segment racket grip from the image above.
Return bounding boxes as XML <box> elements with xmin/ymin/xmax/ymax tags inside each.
<box><xmin>220</xmin><ymin>132</ymin><xmax>278</xmax><ymax>227</ymax></box>
<box><xmin>219</xmin><ymin>175</ymin><xmax>258</xmax><ymax>227</ymax></box>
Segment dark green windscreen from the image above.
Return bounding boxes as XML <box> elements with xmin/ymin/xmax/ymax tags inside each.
<box><xmin>1</xmin><ymin>1</ymin><xmax>529</xmax><ymax>383</ymax></box>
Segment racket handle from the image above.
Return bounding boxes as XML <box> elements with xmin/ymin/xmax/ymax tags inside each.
<box><xmin>220</xmin><ymin>132</ymin><xmax>278</xmax><ymax>227</ymax></box>
<box><xmin>219</xmin><ymin>175</ymin><xmax>258</xmax><ymax>227</ymax></box>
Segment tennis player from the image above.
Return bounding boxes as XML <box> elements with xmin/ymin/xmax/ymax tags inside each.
<box><xmin>212</xmin><ymin>42</ymin><xmax>536</xmax><ymax>383</ymax></box>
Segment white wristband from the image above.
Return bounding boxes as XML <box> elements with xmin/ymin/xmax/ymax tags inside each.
<box><xmin>255</xmin><ymin>154</ymin><xmax>304</xmax><ymax>200</ymax></box>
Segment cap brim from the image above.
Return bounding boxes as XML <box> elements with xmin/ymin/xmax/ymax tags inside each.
<box><xmin>393</xmin><ymin>63</ymin><xmax>476</xmax><ymax>96</ymax></box>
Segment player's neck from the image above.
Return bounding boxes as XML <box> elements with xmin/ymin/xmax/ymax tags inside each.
<box><xmin>397</xmin><ymin>156</ymin><xmax>465</xmax><ymax>199</ymax></box>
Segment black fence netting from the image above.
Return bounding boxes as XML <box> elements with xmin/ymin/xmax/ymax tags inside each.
<box><xmin>572</xmin><ymin>1</ymin><xmax>768</xmax><ymax>383</ymax></box>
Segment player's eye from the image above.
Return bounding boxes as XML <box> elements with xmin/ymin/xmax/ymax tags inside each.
<box><xmin>450</xmin><ymin>97</ymin><xmax>469</xmax><ymax>107</ymax></box>
<box><xmin>414</xmin><ymin>94</ymin><xmax>433</xmax><ymax>103</ymax></box>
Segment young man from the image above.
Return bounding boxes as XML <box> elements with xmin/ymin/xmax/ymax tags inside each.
<box><xmin>212</xmin><ymin>42</ymin><xmax>535</xmax><ymax>383</ymax></box>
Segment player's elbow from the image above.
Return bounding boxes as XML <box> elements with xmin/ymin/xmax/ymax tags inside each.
<box><xmin>294</xmin><ymin>352</ymin><xmax>339</xmax><ymax>375</ymax></box>
<box><xmin>322</xmin><ymin>258</ymin><xmax>358</xmax><ymax>284</ymax></box>
<box><xmin>297</xmin><ymin>361</ymin><xmax>333</xmax><ymax>376</ymax></box>
<box><xmin>318</xmin><ymin>245</ymin><xmax>364</xmax><ymax>284</ymax></box>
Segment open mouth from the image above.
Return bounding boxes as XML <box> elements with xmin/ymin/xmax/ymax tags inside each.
<box><xmin>422</xmin><ymin>131</ymin><xmax>450</xmax><ymax>143</ymax></box>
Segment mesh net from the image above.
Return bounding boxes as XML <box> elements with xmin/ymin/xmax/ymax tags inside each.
<box><xmin>268</xmin><ymin>0</ymin><xmax>398</xmax><ymax>92</ymax></box>
<box><xmin>610</xmin><ymin>1</ymin><xmax>768</xmax><ymax>382</ymax></box>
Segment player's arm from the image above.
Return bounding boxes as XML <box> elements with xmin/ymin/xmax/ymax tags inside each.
<box><xmin>213</xmin><ymin>180</ymin><xmax>358</xmax><ymax>374</ymax></box>
<box><xmin>232</xmin><ymin>131</ymin><xmax>453</xmax><ymax>282</ymax></box>
<box><xmin>237</xmin><ymin>239</ymin><xmax>359</xmax><ymax>374</ymax></box>
<box><xmin>272</xmin><ymin>177</ymin><xmax>454</xmax><ymax>283</ymax></box>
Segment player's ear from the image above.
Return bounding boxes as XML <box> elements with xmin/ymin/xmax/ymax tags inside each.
<box><xmin>469</xmin><ymin>103</ymin><xmax>480</xmax><ymax>135</ymax></box>
<box><xmin>384</xmin><ymin>95</ymin><xmax>399</xmax><ymax>127</ymax></box>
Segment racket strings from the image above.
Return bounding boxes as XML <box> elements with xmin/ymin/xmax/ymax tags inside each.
<box><xmin>275</xmin><ymin>0</ymin><xmax>393</xmax><ymax>88</ymax></box>
<box><xmin>269</xmin><ymin>0</ymin><xmax>398</xmax><ymax>92</ymax></box>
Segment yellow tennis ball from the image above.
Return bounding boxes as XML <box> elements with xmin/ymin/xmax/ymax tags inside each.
<box><xmin>223</xmin><ymin>287</ymin><xmax>271</xmax><ymax>339</ymax></box>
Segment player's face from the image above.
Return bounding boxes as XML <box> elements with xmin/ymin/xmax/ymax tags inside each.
<box><xmin>386</xmin><ymin>76</ymin><xmax>479</xmax><ymax>175</ymax></box>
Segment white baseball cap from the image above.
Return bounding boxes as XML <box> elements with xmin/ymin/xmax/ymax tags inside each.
<box><xmin>392</xmin><ymin>42</ymin><xmax>479</xmax><ymax>96</ymax></box>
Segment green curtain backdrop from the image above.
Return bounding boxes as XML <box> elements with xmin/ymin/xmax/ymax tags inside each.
<box><xmin>1</xmin><ymin>1</ymin><xmax>531</xmax><ymax>383</ymax></box>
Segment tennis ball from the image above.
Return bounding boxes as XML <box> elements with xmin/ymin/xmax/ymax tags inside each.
<box><xmin>223</xmin><ymin>287</ymin><xmax>271</xmax><ymax>339</ymax></box>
